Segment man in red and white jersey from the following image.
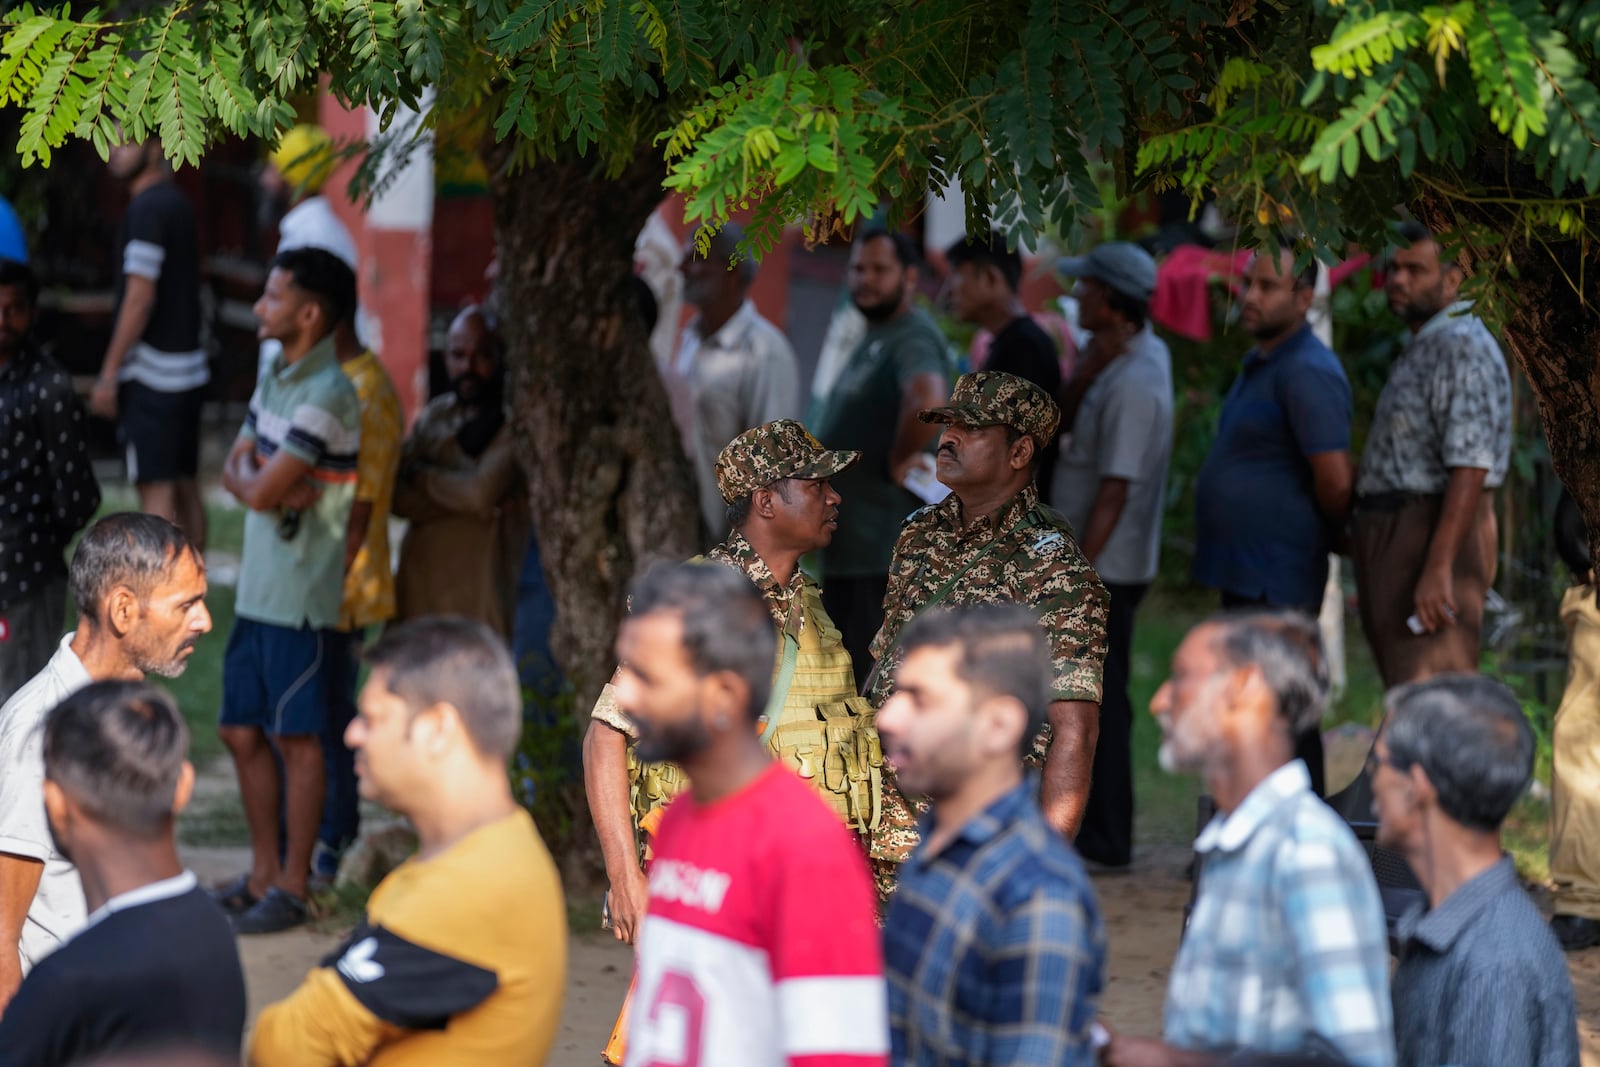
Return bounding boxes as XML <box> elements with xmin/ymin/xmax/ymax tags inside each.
<box><xmin>612</xmin><ymin>560</ymin><xmax>888</xmax><ymax>1067</ymax></box>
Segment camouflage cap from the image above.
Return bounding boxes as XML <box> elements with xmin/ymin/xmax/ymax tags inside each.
<box><xmin>918</xmin><ymin>371</ymin><xmax>1061</xmax><ymax>444</ymax></box>
<box><xmin>714</xmin><ymin>420</ymin><xmax>861</xmax><ymax>503</ymax></box>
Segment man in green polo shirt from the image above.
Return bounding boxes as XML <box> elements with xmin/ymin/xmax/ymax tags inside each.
<box><xmin>214</xmin><ymin>247</ymin><xmax>361</xmax><ymax>934</ymax></box>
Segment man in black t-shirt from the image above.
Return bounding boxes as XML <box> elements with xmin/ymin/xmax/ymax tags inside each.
<box><xmin>944</xmin><ymin>232</ymin><xmax>1064</xmax><ymax>500</ymax></box>
<box><xmin>0</xmin><ymin>681</ymin><xmax>244</xmax><ymax>1066</ymax></box>
<box><xmin>90</xmin><ymin>138</ymin><xmax>208</xmax><ymax>553</ymax></box>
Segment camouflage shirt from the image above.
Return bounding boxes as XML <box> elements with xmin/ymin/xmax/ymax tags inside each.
<box><xmin>867</xmin><ymin>483</ymin><xmax>1108</xmax><ymax>758</ymax></box>
<box><xmin>590</xmin><ymin>530</ymin><xmax>810</xmax><ymax>736</ymax></box>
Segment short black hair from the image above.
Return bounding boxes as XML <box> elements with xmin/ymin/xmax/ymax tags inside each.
<box><xmin>44</xmin><ymin>680</ymin><xmax>189</xmax><ymax>839</ymax></box>
<box><xmin>1206</xmin><ymin>610</ymin><xmax>1330</xmax><ymax>736</ymax></box>
<box><xmin>70</xmin><ymin>513</ymin><xmax>196</xmax><ymax>624</ymax></box>
<box><xmin>0</xmin><ymin>258</ymin><xmax>39</xmax><ymax>304</ymax></box>
<box><xmin>365</xmin><ymin>616</ymin><xmax>524</xmax><ymax>761</ymax></box>
<box><xmin>629</xmin><ymin>274</ymin><xmax>659</xmax><ymax>334</ymax></box>
<box><xmin>696</xmin><ymin>221</ymin><xmax>758</xmax><ymax>284</ymax></box>
<box><xmin>945</xmin><ymin>232</ymin><xmax>1021</xmax><ymax>292</ymax></box>
<box><xmin>1384</xmin><ymin>674</ymin><xmax>1534</xmax><ymax>832</ymax></box>
<box><xmin>857</xmin><ymin>225</ymin><xmax>919</xmax><ymax>270</ymax></box>
<box><xmin>1105</xmin><ymin>285</ymin><xmax>1149</xmax><ymax>329</ymax></box>
<box><xmin>897</xmin><ymin>602</ymin><xmax>1051</xmax><ymax>759</ymax></box>
<box><xmin>627</xmin><ymin>561</ymin><xmax>775</xmax><ymax>722</ymax></box>
<box><xmin>271</xmin><ymin>246</ymin><xmax>357</xmax><ymax>329</ymax></box>
<box><xmin>1396</xmin><ymin>219</ymin><xmax>1433</xmax><ymax>247</ymax></box>
<box><xmin>723</xmin><ymin>478</ymin><xmax>796</xmax><ymax>532</ymax></box>
<box><xmin>1264</xmin><ymin>241</ymin><xmax>1319</xmax><ymax>291</ymax></box>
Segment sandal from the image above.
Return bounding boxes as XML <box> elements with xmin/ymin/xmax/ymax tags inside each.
<box><xmin>209</xmin><ymin>873</ymin><xmax>260</xmax><ymax>916</ymax></box>
<box><xmin>232</xmin><ymin>887</ymin><xmax>310</xmax><ymax>935</ymax></box>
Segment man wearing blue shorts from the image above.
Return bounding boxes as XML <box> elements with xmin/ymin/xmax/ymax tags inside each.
<box><xmin>215</xmin><ymin>247</ymin><xmax>361</xmax><ymax>934</ymax></box>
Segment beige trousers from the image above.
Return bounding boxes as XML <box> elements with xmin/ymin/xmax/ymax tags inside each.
<box><xmin>1552</xmin><ymin>583</ymin><xmax>1600</xmax><ymax>918</ymax></box>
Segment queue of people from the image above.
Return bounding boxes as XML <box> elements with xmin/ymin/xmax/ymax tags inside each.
<box><xmin>0</xmin><ymin>192</ymin><xmax>1583</xmax><ymax>1067</ymax></box>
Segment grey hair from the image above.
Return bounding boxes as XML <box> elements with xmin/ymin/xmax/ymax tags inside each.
<box><xmin>1207</xmin><ymin>610</ymin><xmax>1330</xmax><ymax>735</ymax></box>
<box><xmin>723</xmin><ymin>478</ymin><xmax>797</xmax><ymax>532</ymax></box>
<box><xmin>70</xmin><ymin>513</ymin><xmax>197</xmax><ymax>623</ymax></box>
<box><xmin>1383</xmin><ymin>674</ymin><xmax>1533</xmax><ymax>831</ymax></box>
<box><xmin>626</xmin><ymin>560</ymin><xmax>775</xmax><ymax>721</ymax></box>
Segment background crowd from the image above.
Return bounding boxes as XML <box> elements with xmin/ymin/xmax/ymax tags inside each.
<box><xmin>0</xmin><ymin>118</ymin><xmax>1591</xmax><ymax>1067</ymax></box>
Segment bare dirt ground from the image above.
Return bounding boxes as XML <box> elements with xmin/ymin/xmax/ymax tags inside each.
<box><xmin>194</xmin><ymin>841</ymin><xmax>1596</xmax><ymax>1067</ymax></box>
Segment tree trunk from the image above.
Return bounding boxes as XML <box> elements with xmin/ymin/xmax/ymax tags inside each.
<box><xmin>485</xmin><ymin>143</ymin><xmax>699</xmax><ymax>741</ymax></box>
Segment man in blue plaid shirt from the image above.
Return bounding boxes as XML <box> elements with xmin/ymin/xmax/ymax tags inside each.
<box><xmin>879</xmin><ymin>603</ymin><xmax>1106</xmax><ymax>1067</ymax></box>
<box><xmin>1104</xmin><ymin>611</ymin><xmax>1393</xmax><ymax>1067</ymax></box>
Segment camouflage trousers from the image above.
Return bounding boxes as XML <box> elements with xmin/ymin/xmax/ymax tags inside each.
<box><xmin>869</xmin><ymin>723</ymin><xmax>1052</xmax><ymax>907</ymax></box>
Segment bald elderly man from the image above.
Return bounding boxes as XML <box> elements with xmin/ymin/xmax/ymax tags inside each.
<box><xmin>392</xmin><ymin>306</ymin><xmax>530</xmax><ymax>636</ymax></box>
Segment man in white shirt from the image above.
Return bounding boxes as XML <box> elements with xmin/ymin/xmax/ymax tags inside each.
<box><xmin>662</xmin><ymin>222</ymin><xmax>801</xmax><ymax>542</ymax></box>
<box><xmin>258</xmin><ymin>123</ymin><xmax>363</xmax><ymax>380</ymax></box>
<box><xmin>0</xmin><ymin>514</ymin><xmax>210</xmax><ymax>1016</ymax></box>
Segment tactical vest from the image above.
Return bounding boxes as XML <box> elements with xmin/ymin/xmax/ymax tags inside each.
<box><xmin>628</xmin><ymin>581</ymin><xmax>884</xmax><ymax>840</ymax></box>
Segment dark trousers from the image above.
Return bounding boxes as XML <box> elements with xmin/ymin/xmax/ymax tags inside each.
<box><xmin>822</xmin><ymin>574</ymin><xmax>890</xmax><ymax>689</ymax></box>
<box><xmin>317</xmin><ymin>629</ymin><xmax>364</xmax><ymax>859</ymax></box>
<box><xmin>1219</xmin><ymin>590</ymin><xmax>1327</xmax><ymax>797</ymax></box>
<box><xmin>1077</xmin><ymin>581</ymin><xmax>1148</xmax><ymax>867</ymax></box>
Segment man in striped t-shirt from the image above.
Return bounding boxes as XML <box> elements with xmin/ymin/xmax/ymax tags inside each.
<box><xmin>215</xmin><ymin>247</ymin><xmax>361</xmax><ymax>935</ymax></box>
<box><xmin>91</xmin><ymin>137</ymin><xmax>210</xmax><ymax>551</ymax></box>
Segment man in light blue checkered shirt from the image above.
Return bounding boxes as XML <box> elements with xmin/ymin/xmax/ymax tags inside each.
<box><xmin>1104</xmin><ymin>611</ymin><xmax>1394</xmax><ymax>1067</ymax></box>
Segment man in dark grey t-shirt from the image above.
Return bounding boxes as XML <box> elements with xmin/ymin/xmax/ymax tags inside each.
<box><xmin>1374</xmin><ymin>675</ymin><xmax>1579</xmax><ymax>1067</ymax></box>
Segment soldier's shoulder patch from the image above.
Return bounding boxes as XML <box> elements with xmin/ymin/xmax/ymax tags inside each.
<box><xmin>1030</xmin><ymin>528</ymin><xmax>1068</xmax><ymax>556</ymax></box>
<box><xmin>902</xmin><ymin>502</ymin><xmax>940</xmax><ymax>527</ymax></box>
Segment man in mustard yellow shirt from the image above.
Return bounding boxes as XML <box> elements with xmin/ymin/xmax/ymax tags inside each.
<box><xmin>252</xmin><ymin>618</ymin><xmax>566</xmax><ymax>1066</ymax></box>
<box><xmin>315</xmin><ymin>314</ymin><xmax>404</xmax><ymax>885</ymax></box>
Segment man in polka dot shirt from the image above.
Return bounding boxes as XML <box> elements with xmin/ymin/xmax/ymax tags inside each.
<box><xmin>0</xmin><ymin>258</ymin><xmax>100</xmax><ymax>703</ymax></box>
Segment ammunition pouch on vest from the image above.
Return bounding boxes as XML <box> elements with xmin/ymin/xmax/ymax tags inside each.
<box><xmin>626</xmin><ymin>583</ymin><xmax>884</xmax><ymax>841</ymax></box>
<box><xmin>768</xmin><ymin>696</ymin><xmax>884</xmax><ymax>836</ymax></box>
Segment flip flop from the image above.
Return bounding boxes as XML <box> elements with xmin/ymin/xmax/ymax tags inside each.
<box><xmin>209</xmin><ymin>873</ymin><xmax>260</xmax><ymax>916</ymax></box>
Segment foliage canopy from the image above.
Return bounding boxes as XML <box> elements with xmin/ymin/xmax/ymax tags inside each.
<box><xmin>2</xmin><ymin>0</ymin><xmax>1594</xmax><ymax>287</ymax></box>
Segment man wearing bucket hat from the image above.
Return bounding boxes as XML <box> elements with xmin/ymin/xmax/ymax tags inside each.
<box><xmin>1053</xmin><ymin>240</ymin><xmax>1174</xmax><ymax>870</ymax></box>
<box><xmin>867</xmin><ymin>371</ymin><xmax>1108</xmax><ymax>875</ymax></box>
<box><xmin>259</xmin><ymin>124</ymin><xmax>363</xmax><ymax>380</ymax></box>
<box><xmin>583</xmin><ymin>419</ymin><xmax>889</xmax><ymax>950</ymax></box>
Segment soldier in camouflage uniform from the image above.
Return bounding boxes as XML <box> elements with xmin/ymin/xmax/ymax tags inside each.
<box><xmin>582</xmin><ymin>420</ymin><xmax>884</xmax><ymax>943</ymax></box>
<box><xmin>869</xmin><ymin>371</ymin><xmax>1109</xmax><ymax>887</ymax></box>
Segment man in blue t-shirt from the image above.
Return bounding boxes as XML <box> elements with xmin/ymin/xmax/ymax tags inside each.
<box><xmin>1192</xmin><ymin>246</ymin><xmax>1353</xmax><ymax>794</ymax></box>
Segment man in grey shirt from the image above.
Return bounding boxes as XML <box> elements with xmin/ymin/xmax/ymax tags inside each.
<box><xmin>1373</xmin><ymin>674</ymin><xmax>1578</xmax><ymax>1067</ymax></box>
<box><xmin>663</xmin><ymin>223</ymin><xmax>800</xmax><ymax>543</ymax></box>
<box><xmin>1052</xmin><ymin>242</ymin><xmax>1172</xmax><ymax>868</ymax></box>
<box><xmin>1352</xmin><ymin>221</ymin><xmax>1511</xmax><ymax>687</ymax></box>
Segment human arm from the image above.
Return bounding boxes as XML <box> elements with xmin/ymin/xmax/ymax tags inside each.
<box><xmin>888</xmin><ymin>372</ymin><xmax>949</xmax><ymax>484</ymax></box>
<box><xmin>220</xmin><ymin>434</ymin><xmax>315</xmax><ymax>514</ymax></box>
<box><xmin>1100</xmin><ymin>1028</ymin><xmax>1218</xmax><ymax>1067</ymax></box>
<box><xmin>1077</xmin><ymin>479</ymin><xmax>1129</xmax><ymax>565</ymax></box>
<box><xmin>1306</xmin><ymin>451</ymin><xmax>1354</xmax><ymax>528</ymax></box>
<box><xmin>89</xmin><ymin>274</ymin><xmax>157</xmax><ymax>419</ymax></box>
<box><xmin>581</xmin><ymin>706</ymin><xmax>648</xmax><ymax>945</ymax></box>
<box><xmin>1040</xmin><ymin>700</ymin><xmax>1097</xmax><ymax>839</ymax></box>
<box><xmin>979</xmin><ymin>883</ymin><xmax>1104</xmax><ymax>1066</ymax></box>
<box><xmin>770</xmin><ymin>824</ymin><xmax>888</xmax><ymax>1066</ymax></box>
<box><xmin>250</xmin><ymin>924</ymin><xmax>497</xmax><ymax>1067</ymax></box>
<box><xmin>346</xmin><ymin>375</ymin><xmax>403</xmax><ymax>572</ymax></box>
<box><xmin>1281</xmin><ymin>360</ymin><xmax>1354</xmax><ymax>530</ymax></box>
<box><xmin>1412</xmin><ymin>466</ymin><xmax>1489</xmax><ymax>633</ymax></box>
<box><xmin>1031</xmin><ymin>542</ymin><xmax>1109</xmax><ymax>838</ymax></box>
<box><xmin>0</xmin><ymin>854</ymin><xmax>42</xmax><ymax>1018</ymax></box>
<box><xmin>409</xmin><ymin>431</ymin><xmax>518</xmax><ymax>518</ymax></box>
